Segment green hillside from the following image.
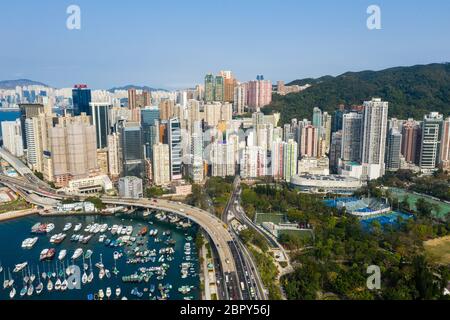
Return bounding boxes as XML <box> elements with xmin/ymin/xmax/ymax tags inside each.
<box><xmin>264</xmin><ymin>63</ymin><xmax>450</xmax><ymax>124</ymax></box>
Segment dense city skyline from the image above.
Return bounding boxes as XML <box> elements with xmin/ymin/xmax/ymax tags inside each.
<box><xmin>1</xmin><ymin>0</ymin><xmax>450</xmax><ymax>89</ymax></box>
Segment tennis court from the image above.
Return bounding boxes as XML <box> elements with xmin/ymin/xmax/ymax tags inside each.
<box><xmin>255</xmin><ymin>212</ymin><xmax>286</xmax><ymax>225</ymax></box>
<box><xmin>389</xmin><ymin>188</ymin><xmax>450</xmax><ymax>219</ymax></box>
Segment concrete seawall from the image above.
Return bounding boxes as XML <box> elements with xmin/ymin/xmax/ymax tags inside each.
<box><xmin>0</xmin><ymin>209</ymin><xmax>39</xmax><ymax>222</ymax></box>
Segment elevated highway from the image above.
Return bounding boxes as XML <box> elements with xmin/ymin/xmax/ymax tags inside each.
<box><xmin>0</xmin><ymin>173</ymin><xmax>241</xmax><ymax>299</ymax></box>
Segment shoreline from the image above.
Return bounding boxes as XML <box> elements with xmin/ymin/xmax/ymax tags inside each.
<box><xmin>0</xmin><ymin>208</ymin><xmax>39</xmax><ymax>222</ymax></box>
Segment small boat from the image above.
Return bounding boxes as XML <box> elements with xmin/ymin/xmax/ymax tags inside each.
<box><xmin>3</xmin><ymin>268</ymin><xmax>9</xmax><ymax>289</ymax></box>
<box><xmin>9</xmin><ymin>287</ymin><xmax>16</xmax><ymax>299</ymax></box>
<box><xmin>46</xmin><ymin>223</ymin><xmax>55</xmax><ymax>233</ymax></box>
<box><xmin>20</xmin><ymin>286</ymin><xmax>27</xmax><ymax>297</ymax></box>
<box><xmin>50</xmin><ymin>233</ymin><xmax>66</xmax><ymax>244</ymax></box>
<box><xmin>46</xmin><ymin>248</ymin><xmax>56</xmax><ymax>260</ymax></box>
<box><xmin>111</xmin><ymin>225</ymin><xmax>118</xmax><ymax>235</ymax></box>
<box><xmin>7</xmin><ymin>269</ymin><xmax>14</xmax><ymax>287</ymax></box>
<box><xmin>98</xmin><ymin>289</ymin><xmax>105</xmax><ymax>300</ymax></box>
<box><xmin>27</xmin><ymin>283</ymin><xmax>34</xmax><ymax>296</ymax></box>
<box><xmin>82</xmin><ymin>271</ymin><xmax>88</xmax><ymax>284</ymax></box>
<box><xmin>21</xmin><ymin>237</ymin><xmax>38</xmax><ymax>249</ymax></box>
<box><xmin>82</xmin><ymin>235</ymin><xmax>93</xmax><ymax>244</ymax></box>
<box><xmin>88</xmin><ymin>256</ymin><xmax>94</xmax><ymax>283</ymax></box>
<box><xmin>131</xmin><ymin>287</ymin><xmax>143</xmax><ymax>298</ymax></box>
<box><xmin>54</xmin><ymin>278</ymin><xmax>61</xmax><ymax>291</ymax></box>
<box><xmin>106</xmin><ymin>287</ymin><xmax>112</xmax><ymax>299</ymax></box>
<box><xmin>71</xmin><ymin>248</ymin><xmax>84</xmax><ymax>260</ymax></box>
<box><xmin>115</xmin><ymin>287</ymin><xmax>121</xmax><ymax>297</ymax></box>
<box><xmin>74</xmin><ymin>223</ymin><xmax>82</xmax><ymax>232</ymax></box>
<box><xmin>63</xmin><ymin>223</ymin><xmax>72</xmax><ymax>232</ymax></box>
<box><xmin>61</xmin><ymin>278</ymin><xmax>68</xmax><ymax>291</ymax></box>
<box><xmin>105</xmin><ymin>269</ymin><xmax>111</xmax><ymax>279</ymax></box>
<box><xmin>95</xmin><ymin>254</ymin><xmax>104</xmax><ymax>269</ymax></box>
<box><xmin>113</xmin><ymin>251</ymin><xmax>121</xmax><ymax>260</ymax></box>
<box><xmin>36</xmin><ymin>266</ymin><xmax>43</xmax><ymax>295</ymax></box>
<box><xmin>99</xmin><ymin>235</ymin><xmax>106</xmax><ymax>243</ymax></box>
<box><xmin>58</xmin><ymin>250</ymin><xmax>67</xmax><ymax>261</ymax></box>
<box><xmin>13</xmin><ymin>262</ymin><xmax>28</xmax><ymax>273</ymax></box>
<box><xmin>138</xmin><ymin>226</ymin><xmax>148</xmax><ymax>236</ymax></box>
<box><xmin>99</xmin><ymin>268</ymin><xmax>105</xmax><ymax>280</ymax></box>
<box><xmin>40</xmin><ymin>249</ymin><xmax>49</xmax><ymax>261</ymax></box>
<box><xmin>47</xmin><ymin>279</ymin><xmax>53</xmax><ymax>291</ymax></box>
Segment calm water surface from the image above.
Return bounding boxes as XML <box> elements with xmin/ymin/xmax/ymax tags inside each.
<box><xmin>0</xmin><ymin>212</ymin><xmax>200</xmax><ymax>300</ymax></box>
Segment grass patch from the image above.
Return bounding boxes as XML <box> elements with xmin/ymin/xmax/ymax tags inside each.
<box><xmin>0</xmin><ymin>198</ymin><xmax>32</xmax><ymax>214</ymax></box>
<box><xmin>255</xmin><ymin>212</ymin><xmax>286</xmax><ymax>224</ymax></box>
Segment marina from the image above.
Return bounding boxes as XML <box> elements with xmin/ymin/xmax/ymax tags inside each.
<box><xmin>0</xmin><ymin>210</ymin><xmax>200</xmax><ymax>300</ymax></box>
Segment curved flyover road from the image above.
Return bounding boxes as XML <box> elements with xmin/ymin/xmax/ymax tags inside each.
<box><xmin>102</xmin><ymin>197</ymin><xmax>237</xmax><ymax>274</ymax></box>
<box><xmin>0</xmin><ymin>174</ymin><xmax>239</xmax><ymax>299</ymax></box>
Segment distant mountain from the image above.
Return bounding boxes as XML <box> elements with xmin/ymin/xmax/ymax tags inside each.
<box><xmin>0</xmin><ymin>79</ymin><xmax>50</xmax><ymax>89</ymax></box>
<box><xmin>264</xmin><ymin>63</ymin><xmax>450</xmax><ymax>124</ymax></box>
<box><xmin>108</xmin><ymin>85</ymin><xmax>168</xmax><ymax>92</ymax></box>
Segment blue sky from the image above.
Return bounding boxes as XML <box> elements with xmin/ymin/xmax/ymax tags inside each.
<box><xmin>0</xmin><ymin>0</ymin><xmax>449</xmax><ymax>89</ymax></box>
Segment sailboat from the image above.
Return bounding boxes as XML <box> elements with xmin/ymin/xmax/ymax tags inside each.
<box><xmin>54</xmin><ymin>264</ymin><xmax>61</xmax><ymax>291</ymax></box>
<box><xmin>20</xmin><ymin>284</ymin><xmax>27</xmax><ymax>297</ymax></box>
<box><xmin>98</xmin><ymin>289</ymin><xmax>105</xmax><ymax>300</ymax></box>
<box><xmin>112</xmin><ymin>258</ymin><xmax>119</xmax><ymax>276</ymax></box>
<box><xmin>36</xmin><ymin>265</ymin><xmax>44</xmax><ymax>295</ymax></box>
<box><xmin>29</xmin><ymin>265</ymin><xmax>36</xmax><ymax>283</ymax></box>
<box><xmin>8</xmin><ymin>268</ymin><xmax>14</xmax><ymax>288</ymax></box>
<box><xmin>82</xmin><ymin>270</ymin><xmax>88</xmax><ymax>284</ymax></box>
<box><xmin>61</xmin><ymin>261</ymin><xmax>68</xmax><ymax>291</ymax></box>
<box><xmin>9</xmin><ymin>286</ymin><xmax>16</xmax><ymax>299</ymax></box>
<box><xmin>2</xmin><ymin>266</ymin><xmax>8</xmax><ymax>289</ymax></box>
<box><xmin>106</xmin><ymin>287</ymin><xmax>112</xmax><ymax>299</ymax></box>
<box><xmin>27</xmin><ymin>282</ymin><xmax>34</xmax><ymax>296</ymax></box>
<box><xmin>41</xmin><ymin>262</ymin><xmax>47</xmax><ymax>280</ymax></box>
<box><xmin>87</xmin><ymin>256</ymin><xmax>94</xmax><ymax>283</ymax></box>
<box><xmin>23</xmin><ymin>268</ymin><xmax>29</xmax><ymax>284</ymax></box>
<box><xmin>47</xmin><ymin>277</ymin><xmax>53</xmax><ymax>292</ymax></box>
<box><xmin>81</xmin><ymin>256</ymin><xmax>88</xmax><ymax>284</ymax></box>
<box><xmin>95</xmin><ymin>253</ymin><xmax>104</xmax><ymax>269</ymax></box>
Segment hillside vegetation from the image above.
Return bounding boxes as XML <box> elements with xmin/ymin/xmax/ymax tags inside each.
<box><xmin>264</xmin><ymin>63</ymin><xmax>450</xmax><ymax>124</ymax></box>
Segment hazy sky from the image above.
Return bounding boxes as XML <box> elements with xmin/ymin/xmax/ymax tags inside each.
<box><xmin>1</xmin><ymin>0</ymin><xmax>449</xmax><ymax>89</ymax></box>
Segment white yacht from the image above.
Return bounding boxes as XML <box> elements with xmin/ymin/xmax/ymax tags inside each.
<box><xmin>58</xmin><ymin>250</ymin><xmax>67</xmax><ymax>261</ymax></box>
<box><xmin>13</xmin><ymin>262</ymin><xmax>28</xmax><ymax>273</ymax></box>
<box><xmin>71</xmin><ymin>248</ymin><xmax>84</xmax><ymax>260</ymax></box>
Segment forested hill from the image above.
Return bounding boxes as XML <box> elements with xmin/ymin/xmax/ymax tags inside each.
<box><xmin>264</xmin><ymin>63</ymin><xmax>450</xmax><ymax>124</ymax></box>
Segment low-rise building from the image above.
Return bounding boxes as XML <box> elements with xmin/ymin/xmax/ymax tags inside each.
<box><xmin>290</xmin><ymin>174</ymin><xmax>365</xmax><ymax>194</ymax></box>
<box><xmin>118</xmin><ymin>176</ymin><xmax>143</xmax><ymax>199</ymax></box>
<box><xmin>66</xmin><ymin>175</ymin><xmax>113</xmax><ymax>194</ymax></box>
<box><xmin>57</xmin><ymin>201</ymin><xmax>96</xmax><ymax>213</ymax></box>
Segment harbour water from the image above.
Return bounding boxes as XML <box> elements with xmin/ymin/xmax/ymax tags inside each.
<box><xmin>0</xmin><ymin>211</ymin><xmax>201</xmax><ymax>300</ymax></box>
